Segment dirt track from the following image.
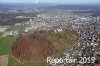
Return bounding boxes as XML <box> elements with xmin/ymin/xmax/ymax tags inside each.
<box><xmin>0</xmin><ymin>55</ymin><xmax>9</xmax><ymax>66</ymax></box>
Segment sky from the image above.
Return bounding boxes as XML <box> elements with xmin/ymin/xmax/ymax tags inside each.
<box><xmin>0</xmin><ymin>0</ymin><xmax>100</xmax><ymax>4</ymax></box>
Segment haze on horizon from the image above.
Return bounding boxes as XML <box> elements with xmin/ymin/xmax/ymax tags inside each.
<box><xmin>0</xmin><ymin>0</ymin><xmax>100</xmax><ymax>4</ymax></box>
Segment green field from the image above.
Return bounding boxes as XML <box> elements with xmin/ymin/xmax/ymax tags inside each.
<box><xmin>0</xmin><ymin>35</ymin><xmax>16</xmax><ymax>55</ymax></box>
<box><xmin>6</xmin><ymin>25</ymin><xmax>17</xmax><ymax>31</ymax></box>
<box><xmin>0</xmin><ymin>32</ymin><xmax>3</xmax><ymax>38</ymax></box>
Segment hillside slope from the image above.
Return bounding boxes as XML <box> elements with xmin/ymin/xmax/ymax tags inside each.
<box><xmin>8</xmin><ymin>29</ymin><xmax>79</xmax><ymax>66</ymax></box>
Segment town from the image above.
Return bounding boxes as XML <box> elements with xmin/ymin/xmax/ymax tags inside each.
<box><xmin>0</xmin><ymin>3</ymin><xmax>100</xmax><ymax>66</ymax></box>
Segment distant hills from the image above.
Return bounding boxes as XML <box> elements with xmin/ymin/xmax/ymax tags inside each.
<box><xmin>44</xmin><ymin>5</ymin><xmax>100</xmax><ymax>10</ymax></box>
<box><xmin>0</xmin><ymin>3</ymin><xmax>100</xmax><ymax>10</ymax></box>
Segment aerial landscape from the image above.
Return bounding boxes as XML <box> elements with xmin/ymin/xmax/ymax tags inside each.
<box><xmin>0</xmin><ymin>0</ymin><xmax>100</xmax><ymax>66</ymax></box>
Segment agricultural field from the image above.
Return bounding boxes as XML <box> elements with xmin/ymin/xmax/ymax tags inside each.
<box><xmin>0</xmin><ymin>35</ymin><xmax>16</xmax><ymax>55</ymax></box>
<box><xmin>0</xmin><ymin>32</ymin><xmax>3</xmax><ymax>38</ymax></box>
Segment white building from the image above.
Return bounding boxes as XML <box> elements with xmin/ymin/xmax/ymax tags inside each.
<box><xmin>54</xmin><ymin>28</ymin><xmax>63</xmax><ymax>33</ymax></box>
